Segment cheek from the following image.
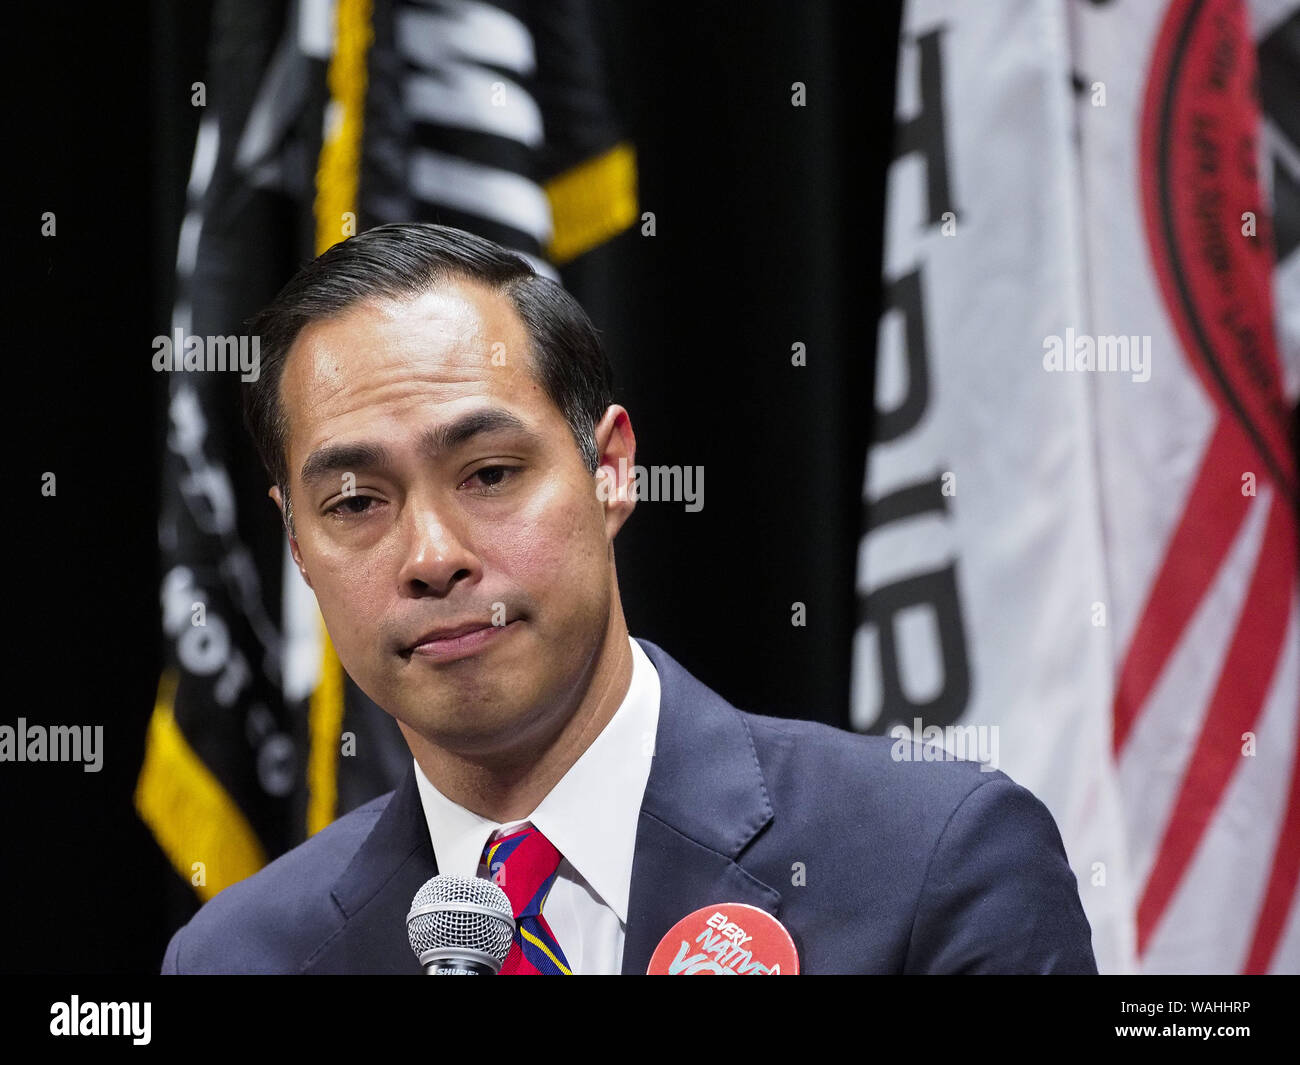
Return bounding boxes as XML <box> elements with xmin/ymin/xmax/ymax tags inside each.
<box><xmin>490</xmin><ymin>475</ymin><xmax>607</xmax><ymax>604</ymax></box>
<box><xmin>305</xmin><ymin>537</ymin><xmax>393</xmax><ymax>641</ymax></box>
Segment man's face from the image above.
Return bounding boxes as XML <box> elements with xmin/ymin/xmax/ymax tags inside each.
<box><xmin>272</xmin><ymin>279</ymin><xmax>634</xmax><ymax>762</ymax></box>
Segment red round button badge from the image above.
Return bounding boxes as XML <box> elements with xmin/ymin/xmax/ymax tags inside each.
<box><xmin>646</xmin><ymin>903</ymin><xmax>799</xmax><ymax>975</ymax></box>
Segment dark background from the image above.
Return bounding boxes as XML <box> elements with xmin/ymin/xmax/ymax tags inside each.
<box><xmin>10</xmin><ymin>0</ymin><xmax>899</xmax><ymax>972</ymax></box>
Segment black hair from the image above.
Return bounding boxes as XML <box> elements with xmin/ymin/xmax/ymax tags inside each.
<box><xmin>242</xmin><ymin>223</ymin><xmax>614</xmax><ymax>528</ymax></box>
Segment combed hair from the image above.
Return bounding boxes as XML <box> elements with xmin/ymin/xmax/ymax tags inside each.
<box><xmin>242</xmin><ymin>223</ymin><xmax>614</xmax><ymax>523</ymax></box>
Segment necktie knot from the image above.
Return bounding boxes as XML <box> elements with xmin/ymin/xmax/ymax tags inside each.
<box><xmin>481</xmin><ymin>824</ymin><xmax>572</xmax><ymax>974</ymax></box>
<box><xmin>482</xmin><ymin>824</ymin><xmax>563</xmax><ymax>918</ymax></box>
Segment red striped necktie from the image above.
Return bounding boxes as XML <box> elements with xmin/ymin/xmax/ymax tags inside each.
<box><xmin>482</xmin><ymin>824</ymin><xmax>573</xmax><ymax>975</ymax></box>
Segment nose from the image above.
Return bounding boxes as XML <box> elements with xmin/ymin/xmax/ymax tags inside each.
<box><xmin>396</xmin><ymin>492</ymin><xmax>481</xmax><ymax>597</ymax></box>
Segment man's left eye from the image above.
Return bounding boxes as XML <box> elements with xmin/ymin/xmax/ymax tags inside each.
<box><xmin>463</xmin><ymin>465</ymin><xmax>516</xmax><ymax>490</ymax></box>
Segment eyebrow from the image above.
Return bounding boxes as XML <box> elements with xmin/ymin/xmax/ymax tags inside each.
<box><xmin>298</xmin><ymin>408</ymin><xmax>539</xmax><ymax>490</ymax></box>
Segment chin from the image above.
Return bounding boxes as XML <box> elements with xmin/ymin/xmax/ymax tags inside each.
<box><xmin>427</xmin><ymin>714</ymin><xmax>546</xmax><ymax>760</ymax></box>
<box><xmin>400</xmin><ymin>683</ymin><xmax>535</xmax><ymax>735</ymax></box>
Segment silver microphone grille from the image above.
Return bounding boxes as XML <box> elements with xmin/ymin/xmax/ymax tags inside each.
<box><xmin>407</xmin><ymin>875</ymin><xmax>515</xmax><ymax>968</ymax></box>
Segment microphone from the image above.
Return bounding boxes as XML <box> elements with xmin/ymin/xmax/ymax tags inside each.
<box><xmin>406</xmin><ymin>874</ymin><xmax>515</xmax><ymax>975</ymax></box>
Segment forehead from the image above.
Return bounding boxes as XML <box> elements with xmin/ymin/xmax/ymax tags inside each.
<box><xmin>278</xmin><ymin>279</ymin><xmax>553</xmax><ymax>470</ymax></box>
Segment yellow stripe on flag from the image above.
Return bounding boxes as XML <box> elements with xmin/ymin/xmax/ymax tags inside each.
<box><xmin>306</xmin><ymin>622</ymin><xmax>346</xmax><ymax>836</ymax></box>
<box><xmin>305</xmin><ymin>0</ymin><xmax>374</xmax><ymax>834</ymax></box>
<box><xmin>545</xmin><ymin>142</ymin><xmax>639</xmax><ymax>265</ymax></box>
<box><xmin>314</xmin><ymin>0</ymin><xmax>373</xmax><ymax>257</ymax></box>
<box><xmin>134</xmin><ymin>671</ymin><xmax>267</xmax><ymax>901</ymax></box>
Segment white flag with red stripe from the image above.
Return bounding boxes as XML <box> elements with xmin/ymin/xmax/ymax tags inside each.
<box><xmin>855</xmin><ymin>0</ymin><xmax>1299</xmax><ymax>973</ymax></box>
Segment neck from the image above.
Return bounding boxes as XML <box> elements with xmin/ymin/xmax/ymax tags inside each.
<box><xmin>401</xmin><ymin>602</ymin><xmax>635</xmax><ymax>823</ymax></box>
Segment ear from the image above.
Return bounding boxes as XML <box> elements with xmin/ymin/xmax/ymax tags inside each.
<box><xmin>593</xmin><ymin>405</ymin><xmax>637</xmax><ymax>540</ymax></box>
<box><xmin>269</xmin><ymin>485</ymin><xmax>313</xmax><ymax>589</ymax></box>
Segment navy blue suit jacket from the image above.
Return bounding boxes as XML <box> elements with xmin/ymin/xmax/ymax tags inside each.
<box><xmin>162</xmin><ymin>638</ymin><xmax>1097</xmax><ymax>973</ymax></box>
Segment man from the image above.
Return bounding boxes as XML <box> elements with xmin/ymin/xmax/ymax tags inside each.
<box><xmin>163</xmin><ymin>223</ymin><xmax>1097</xmax><ymax>974</ymax></box>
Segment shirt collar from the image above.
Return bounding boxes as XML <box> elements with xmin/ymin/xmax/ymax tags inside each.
<box><xmin>411</xmin><ymin>635</ymin><xmax>660</xmax><ymax>923</ymax></box>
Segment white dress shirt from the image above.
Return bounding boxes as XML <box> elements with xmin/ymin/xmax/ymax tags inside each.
<box><xmin>412</xmin><ymin>635</ymin><xmax>661</xmax><ymax>974</ymax></box>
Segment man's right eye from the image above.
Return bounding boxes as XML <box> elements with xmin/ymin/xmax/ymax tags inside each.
<box><xmin>326</xmin><ymin>496</ymin><xmax>377</xmax><ymax>518</ymax></box>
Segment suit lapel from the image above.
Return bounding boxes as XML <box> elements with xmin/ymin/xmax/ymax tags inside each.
<box><xmin>302</xmin><ymin>763</ymin><xmax>437</xmax><ymax>973</ymax></box>
<box><xmin>622</xmin><ymin>640</ymin><xmax>782</xmax><ymax>974</ymax></box>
